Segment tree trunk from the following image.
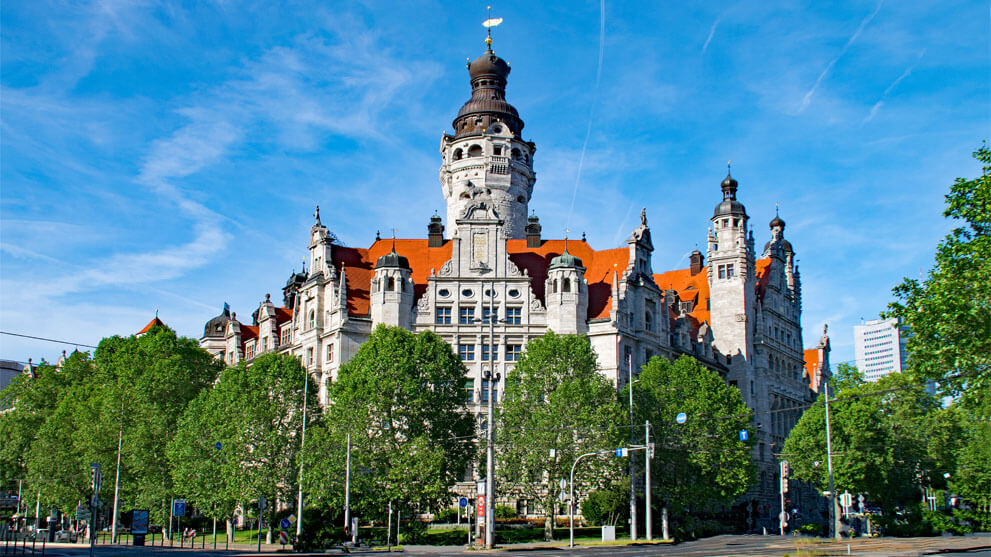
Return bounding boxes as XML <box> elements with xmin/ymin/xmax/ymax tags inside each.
<box><xmin>226</xmin><ymin>519</ymin><xmax>233</xmax><ymax>543</ymax></box>
<box><xmin>543</xmin><ymin>496</ymin><xmax>554</xmax><ymax>541</ymax></box>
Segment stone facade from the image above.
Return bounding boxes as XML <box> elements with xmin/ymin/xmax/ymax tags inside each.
<box><xmin>200</xmin><ymin>43</ymin><xmax>831</xmax><ymax>527</ymax></box>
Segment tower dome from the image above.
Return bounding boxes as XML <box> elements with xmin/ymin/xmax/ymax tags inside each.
<box><xmin>549</xmin><ymin>248</ymin><xmax>584</xmax><ymax>270</ymax></box>
<box><xmin>713</xmin><ymin>170</ymin><xmax>747</xmax><ymax>218</ymax></box>
<box><xmin>453</xmin><ymin>48</ymin><xmax>524</xmax><ymax>137</ymax></box>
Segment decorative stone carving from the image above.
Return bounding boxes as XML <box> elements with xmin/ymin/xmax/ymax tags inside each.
<box><xmin>439</xmin><ymin>260</ymin><xmax>454</xmax><ymax>277</ymax></box>
<box><xmin>507</xmin><ymin>260</ymin><xmax>522</xmax><ymax>277</ymax></box>
<box><xmin>417</xmin><ymin>294</ymin><xmax>431</xmax><ymax>314</ymax></box>
<box><xmin>529</xmin><ymin>296</ymin><xmax>544</xmax><ymax>312</ymax></box>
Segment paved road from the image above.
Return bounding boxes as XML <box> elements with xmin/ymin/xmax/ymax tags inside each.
<box><xmin>17</xmin><ymin>534</ymin><xmax>991</xmax><ymax>557</ymax></box>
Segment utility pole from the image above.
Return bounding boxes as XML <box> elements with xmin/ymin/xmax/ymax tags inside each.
<box><xmin>484</xmin><ymin>280</ymin><xmax>499</xmax><ymax>549</ymax></box>
<box><xmin>627</xmin><ymin>352</ymin><xmax>637</xmax><ymax>541</ymax></box>
<box><xmin>779</xmin><ymin>460</ymin><xmax>789</xmax><ymax>536</ymax></box>
<box><xmin>296</xmin><ymin>372</ymin><xmax>309</xmax><ymax>539</ymax></box>
<box><xmin>111</xmin><ymin>396</ymin><xmax>124</xmax><ymax>543</ymax></box>
<box><xmin>824</xmin><ymin>383</ymin><xmax>840</xmax><ymax>541</ymax></box>
<box><xmin>345</xmin><ymin>432</ymin><xmax>354</xmax><ymax>544</ymax></box>
<box><xmin>645</xmin><ymin>420</ymin><xmax>652</xmax><ymax>541</ymax></box>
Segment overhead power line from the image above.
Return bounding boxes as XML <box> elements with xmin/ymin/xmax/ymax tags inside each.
<box><xmin>0</xmin><ymin>330</ymin><xmax>98</xmax><ymax>349</ymax></box>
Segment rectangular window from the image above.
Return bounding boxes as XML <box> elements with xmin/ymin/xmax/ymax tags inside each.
<box><xmin>482</xmin><ymin>307</ymin><xmax>499</xmax><ymax>324</ymax></box>
<box><xmin>482</xmin><ymin>379</ymin><xmax>499</xmax><ymax>404</ymax></box>
<box><xmin>326</xmin><ymin>343</ymin><xmax>334</xmax><ymax>363</ymax></box>
<box><xmin>464</xmin><ymin>379</ymin><xmax>475</xmax><ymax>404</ymax></box>
<box><xmin>459</xmin><ymin>306</ymin><xmax>475</xmax><ymax>325</ymax></box>
<box><xmin>482</xmin><ymin>344</ymin><xmax>499</xmax><ymax>361</ymax></box>
<box><xmin>505</xmin><ymin>307</ymin><xmax>521</xmax><ymax>324</ymax></box>
<box><xmin>436</xmin><ymin>307</ymin><xmax>452</xmax><ymax>325</ymax></box>
<box><xmin>726</xmin><ymin>264</ymin><xmax>735</xmax><ymax>278</ymax></box>
<box><xmin>718</xmin><ymin>265</ymin><xmax>726</xmax><ymax>279</ymax></box>
<box><xmin>505</xmin><ymin>344</ymin><xmax>522</xmax><ymax>361</ymax></box>
<box><xmin>458</xmin><ymin>344</ymin><xmax>475</xmax><ymax>361</ymax></box>
<box><xmin>306</xmin><ymin>347</ymin><xmax>314</xmax><ymax>367</ymax></box>
<box><xmin>246</xmin><ymin>344</ymin><xmax>255</xmax><ymax>359</ymax></box>
<box><xmin>280</xmin><ymin>327</ymin><xmax>291</xmax><ymax>346</ymax></box>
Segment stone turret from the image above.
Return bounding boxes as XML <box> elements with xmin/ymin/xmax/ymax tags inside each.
<box><xmin>439</xmin><ymin>45</ymin><xmax>536</xmax><ymax>239</ymax></box>
<box><xmin>545</xmin><ymin>244</ymin><xmax>588</xmax><ymax>334</ymax></box>
<box><xmin>371</xmin><ymin>242</ymin><xmax>414</xmax><ymax>328</ymax></box>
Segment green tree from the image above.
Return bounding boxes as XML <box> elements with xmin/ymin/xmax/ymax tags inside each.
<box><xmin>580</xmin><ymin>479</ymin><xmax>629</xmax><ymax>526</ymax></box>
<box><xmin>951</xmin><ymin>388</ymin><xmax>991</xmax><ymax>508</ymax></box>
<box><xmin>783</xmin><ymin>371</ymin><xmax>962</xmax><ymax>513</ymax></box>
<box><xmin>887</xmin><ymin>144</ymin><xmax>991</xmax><ymax>403</ymax></box>
<box><xmin>168</xmin><ymin>351</ymin><xmax>316</xmax><ymax>539</ymax></box>
<box><xmin>831</xmin><ymin>362</ymin><xmax>866</xmax><ymax>393</ymax></box>
<box><xmin>497</xmin><ymin>331</ymin><xmax>624</xmax><ymax>541</ymax></box>
<box><xmin>304</xmin><ymin>325</ymin><xmax>474</xmax><ymax>523</ymax></box>
<box><xmin>632</xmin><ymin>355</ymin><xmax>754</xmax><ymax>515</ymax></box>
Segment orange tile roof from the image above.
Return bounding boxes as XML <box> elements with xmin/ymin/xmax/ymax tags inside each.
<box><xmin>655</xmin><ymin>267</ymin><xmax>711</xmax><ymax>332</ymax></box>
<box><xmin>755</xmin><ymin>258</ymin><xmax>772</xmax><ymax>301</ymax></box>
<box><xmin>804</xmin><ymin>348</ymin><xmax>821</xmax><ymax>390</ymax></box>
<box><xmin>274</xmin><ymin>307</ymin><xmax>294</xmax><ymax>324</ymax></box>
<box><xmin>240</xmin><ymin>325</ymin><xmax>259</xmax><ymax>341</ymax></box>
<box><xmin>506</xmin><ymin>239</ymin><xmax>628</xmax><ymax>320</ymax></box>
<box><xmin>137</xmin><ymin>316</ymin><xmax>166</xmax><ymax>335</ymax></box>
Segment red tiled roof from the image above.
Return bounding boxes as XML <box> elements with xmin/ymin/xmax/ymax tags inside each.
<box><xmin>755</xmin><ymin>258</ymin><xmax>772</xmax><ymax>301</ymax></box>
<box><xmin>240</xmin><ymin>325</ymin><xmax>259</xmax><ymax>341</ymax></box>
<box><xmin>655</xmin><ymin>267</ymin><xmax>711</xmax><ymax>330</ymax></box>
<box><xmin>137</xmin><ymin>317</ymin><xmax>166</xmax><ymax>335</ymax></box>
<box><xmin>804</xmin><ymin>348</ymin><xmax>820</xmax><ymax>390</ymax></box>
<box><xmin>274</xmin><ymin>307</ymin><xmax>294</xmax><ymax>324</ymax></box>
<box><xmin>506</xmin><ymin>239</ymin><xmax>628</xmax><ymax>320</ymax></box>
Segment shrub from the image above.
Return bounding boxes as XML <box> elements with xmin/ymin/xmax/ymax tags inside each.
<box><xmin>398</xmin><ymin>521</ymin><xmax>428</xmax><ymax>544</ymax></box>
<box><xmin>432</xmin><ymin>507</ymin><xmax>459</xmax><ymax>524</ymax></box>
<box><xmin>494</xmin><ymin>505</ymin><xmax>516</xmax><ymax>519</ymax></box>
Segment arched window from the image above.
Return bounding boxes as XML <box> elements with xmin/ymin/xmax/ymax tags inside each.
<box><xmin>562</xmin><ymin>278</ymin><xmax>571</xmax><ymax>293</ymax></box>
<box><xmin>453</xmin><ymin>148</ymin><xmax>463</xmax><ymax>161</ymax></box>
<box><xmin>386</xmin><ymin>276</ymin><xmax>395</xmax><ymax>292</ymax></box>
<box><xmin>511</xmin><ymin>148</ymin><xmax>522</xmax><ymax>160</ymax></box>
<box><xmin>552</xmin><ymin>279</ymin><xmax>558</xmax><ymax>294</ymax></box>
<box><xmin>468</xmin><ymin>145</ymin><xmax>483</xmax><ymax>157</ymax></box>
<box><xmin>308</xmin><ymin>310</ymin><xmax>316</xmax><ymax>329</ymax></box>
<box><xmin>645</xmin><ymin>311</ymin><xmax>652</xmax><ymax>331</ymax></box>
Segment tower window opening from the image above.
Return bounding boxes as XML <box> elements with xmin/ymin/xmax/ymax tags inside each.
<box><xmin>493</xmin><ymin>145</ymin><xmax>503</xmax><ymax>155</ymax></box>
<box><xmin>468</xmin><ymin>145</ymin><xmax>483</xmax><ymax>157</ymax></box>
<box><xmin>562</xmin><ymin>278</ymin><xmax>571</xmax><ymax>293</ymax></box>
<box><xmin>517</xmin><ymin>195</ymin><xmax>525</xmax><ymax>203</ymax></box>
<box><xmin>453</xmin><ymin>148</ymin><xmax>463</xmax><ymax>161</ymax></box>
<box><xmin>386</xmin><ymin>276</ymin><xmax>395</xmax><ymax>291</ymax></box>
<box><xmin>460</xmin><ymin>192</ymin><xmax>471</xmax><ymax>199</ymax></box>
<box><xmin>511</xmin><ymin>148</ymin><xmax>522</xmax><ymax>160</ymax></box>
<box><xmin>552</xmin><ymin>279</ymin><xmax>559</xmax><ymax>294</ymax></box>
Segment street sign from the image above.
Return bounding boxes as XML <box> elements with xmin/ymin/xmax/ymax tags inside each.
<box><xmin>739</xmin><ymin>430</ymin><xmax>749</xmax><ymax>441</ymax></box>
<box><xmin>477</xmin><ymin>480</ymin><xmax>486</xmax><ymax>494</ymax></box>
<box><xmin>615</xmin><ymin>447</ymin><xmax>629</xmax><ymax>457</ymax></box>
<box><xmin>91</xmin><ymin>494</ymin><xmax>102</xmax><ymax>508</ymax></box>
<box><xmin>76</xmin><ymin>505</ymin><xmax>90</xmax><ymax>521</ymax></box>
<box><xmin>676</xmin><ymin>412</ymin><xmax>687</xmax><ymax>424</ymax></box>
<box><xmin>559</xmin><ymin>478</ymin><xmax>567</xmax><ymax>490</ymax></box>
<box><xmin>173</xmin><ymin>499</ymin><xmax>186</xmax><ymax>517</ymax></box>
<box><xmin>280</xmin><ymin>518</ymin><xmax>291</xmax><ymax>529</ymax></box>
<box><xmin>648</xmin><ymin>442</ymin><xmax>655</xmax><ymax>458</ymax></box>
<box><xmin>459</xmin><ymin>497</ymin><xmax>469</xmax><ymax>508</ymax></box>
<box><xmin>476</xmin><ymin>495</ymin><xmax>485</xmax><ymax>518</ymax></box>
<box><xmin>215</xmin><ymin>442</ymin><xmax>222</xmax><ymax>450</ymax></box>
<box><xmin>840</xmin><ymin>491</ymin><xmax>853</xmax><ymax>508</ymax></box>
<box><xmin>259</xmin><ymin>495</ymin><xmax>267</xmax><ymax>511</ymax></box>
<box><xmin>279</xmin><ymin>530</ymin><xmax>289</xmax><ymax>545</ymax></box>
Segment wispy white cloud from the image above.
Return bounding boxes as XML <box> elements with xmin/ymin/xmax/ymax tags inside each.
<box><xmin>702</xmin><ymin>16</ymin><xmax>722</xmax><ymax>54</ymax></box>
<box><xmin>863</xmin><ymin>49</ymin><xmax>926</xmax><ymax>123</ymax></box>
<box><xmin>798</xmin><ymin>0</ymin><xmax>884</xmax><ymax>113</ymax></box>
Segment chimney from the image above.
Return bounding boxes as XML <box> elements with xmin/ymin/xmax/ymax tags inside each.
<box><xmin>428</xmin><ymin>214</ymin><xmax>445</xmax><ymax>247</ymax></box>
<box><xmin>525</xmin><ymin>214</ymin><xmax>542</xmax><ymax>248</ymax></box>
<box><xmin>690</xmin><ymin>249</ymin><xmax>704</xmax><ymax>275</ymax></box>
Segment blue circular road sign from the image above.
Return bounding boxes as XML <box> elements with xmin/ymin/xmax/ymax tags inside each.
<box><xmin>676</xmin><ymin>412</ymin><xmax>687</xmax><ymax>424</ymax></box>
<box><xmin>215</xmin><ymin>442</ymin><xmax>222</xmax><ymax>450</ymax></box>
<box><xmin>459</xmin><ymin>497</ymin><xmax>469</xmax><ymax>508</ymax></box>
<box><xmin>280</xmin><ymin>518</ymin><xmax>291</xmax><ymax>529</ymax></box>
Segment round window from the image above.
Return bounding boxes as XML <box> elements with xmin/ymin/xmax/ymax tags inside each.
<box><xmin>438</xmin><ymin>289</ymin><xmax>450</xmax><ymax>297</ymax></box>
<box><xmin>491</xmin><ymin>125</ymin><xmax>503</xmax><ymax>134</ymax></box>
<box><xmin>484</xmin><ymin>289</ymin><xmax>495</xmax><ymax>297</ymax></box>
<box><xmin>462</xmin><ymin>289</ymin><xmax>474</xmax><ymax>297</ymax></box>
<box><xmin>508</xmin><ymin>289</ymin><xmax>520</xmax><ymax>298</ymax></box>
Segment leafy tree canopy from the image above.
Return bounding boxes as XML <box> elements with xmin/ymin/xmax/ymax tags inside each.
<box><xmin>632</xmin><ymin>355</ymin><xmax>754</xmax><ymax>513</ymax></box>
<box><xmin>783</xmin><ymin>371</ymin><xmax>963</xmax><ymax>513</ymax></box>
<box><xmin>305</xmin><ymin>325</ymin><xmax>474</xmax><ymax>521</ymax></box>
<box><xmin>498</xmin><ymin>331</ymin><xmax>624</xmax><ymax>541</ymax></box>
<box><xmin>887</xmin><ymin>144</ymin><xmax>991</xmax><ymax>403</ymax></box>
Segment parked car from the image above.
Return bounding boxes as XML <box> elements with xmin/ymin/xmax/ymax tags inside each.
<box><xmin>54</xmin><ymin>529</ymin><xmax>77</xmax><ymax>543</ymax></box>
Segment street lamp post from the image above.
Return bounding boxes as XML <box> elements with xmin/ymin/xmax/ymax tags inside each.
<box><xmin>111</xmin><ymin>395</ymin><xmax>124</xmax><ymax>543</ymax></box>
<box><xmin>823</xmin><ymin>382</ymin><xmax>840</xmax><ymax>541</ymax></box>
<box><xmin>484</xmin><ymin>282</ymin><xmax>500</xmax><ymax>550</ymax></box>
<box><xmin>345</xmin><ymin>432</ymin><xmax>353</xmax><ymax>544</ymax></box>
<box><xmin>296</xmin><ymin>370</ymin><xmax>310</xmax><ymax>539</ymax></box>
<box><xmin>627</xmin><ymin>352</ymin><xmax>637</xmax><ymax>541</ymax></box>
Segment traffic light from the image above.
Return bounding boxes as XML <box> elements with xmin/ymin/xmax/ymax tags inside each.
<box><xmin>780</xmin><ymin>461</ymin><xmax>789</xmax><ymax>493</ymax></box>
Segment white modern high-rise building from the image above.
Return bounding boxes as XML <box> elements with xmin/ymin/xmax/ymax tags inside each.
<box><xmin>854</xmin><ymin>317</ymin><xmax>908</xmax><ymax>381</ymax></box>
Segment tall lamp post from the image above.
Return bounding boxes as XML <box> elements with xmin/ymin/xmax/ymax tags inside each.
<box><xmin>296</xmin><ymin>371</ymin><xmax>310</xmax><ymax>539</ymax></box>
<box><xmin>111</xmin><ymin>395</ymin><xmax>125</xmax><ymax>543</ymax></box>
<box><xmin>824</xmin><ymin>382</ymin><xmax>839</xmax><ymax>541</ymax></box>
<box><xmin>627</xmin><ymin>352</ymin><xmax>637</xmax><ymax>541</ymax></box>
<box><xmin>483</xmin><ymin>282</ymin><xmax>500</xmax><ymax>549</ymax></box>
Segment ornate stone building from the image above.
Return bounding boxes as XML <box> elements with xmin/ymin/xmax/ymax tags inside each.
<box><xmin>200</xmin><ymin>42</ymin><xmax>830</xmax><ymax>526</ymax></box>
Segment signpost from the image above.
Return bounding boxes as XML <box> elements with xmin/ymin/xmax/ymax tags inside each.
<box><xmin>89</xmin><ymin>463</ymin><xmax>101</xmax><ymax>557</ymax></box>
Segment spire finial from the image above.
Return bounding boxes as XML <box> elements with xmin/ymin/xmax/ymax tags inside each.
<box><xmin>314</xmin><ymin>205</ymin><xmax>321</xmax><ymax>224</ymax></box>
<box><xmin>727</xmin><ymin>160</ymin><xmax>731</xmax><ymax>174</ymax></box>
<box><xmin>776</xmin><ymin>203</ymin><xmax>780</xmax><ymax>217</ymax></box>
<box><xmin>640</xmin><ymin>207</ymin><xmax>648</xmax><ymax>227</ymax></box>
<box><xmin>482</xmin><ymin>6</ymin><xmax>502</xmax><ymax>50</ymax></box>
<box><xmin>564</xmin><ymin>228</ymin><xmax>570</xmax><ymax>251</ymax></box>
<box><xmin>391</xmin><ymin>228</ymin><xmax>397</xmax><ymax>252</ymax></box>
<box><xmin>376</xmin><ymin>230</ymin><xmax>381</xmax><ymax>241</ymax></box>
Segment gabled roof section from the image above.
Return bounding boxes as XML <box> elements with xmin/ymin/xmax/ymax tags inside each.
<box><xmin>655</xmin><ymin>267</ymin><xmax>711</xmax><ymax>334</ymax></box>
<box><xmin>240</xmin><ymin>325</ymin><xmax>259</xmax><ymax>341</ymax></box>
<box><xmin>274</xmin><ymin>307</ymin><xmax>294</xmax><ymax>324</ymax></box>
<box><xmin>137</xmin><ymin>316</ymin><xmax>166</xmax><ymax>335</ymax></box>
<box><xmin>506</xmin><ymin>239</ymin><xmax>627</xmax><ymax>319</ymax></box>
<box><xmin>332</xmin><ymin>240</ymin><xmax>454</xmax><ymax>317</ymax></box>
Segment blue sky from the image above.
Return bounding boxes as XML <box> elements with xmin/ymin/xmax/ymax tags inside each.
<box><xmin>1</xmin><ymin>0</ymin><xmax>988</xmax><ymax>369</ymax></box>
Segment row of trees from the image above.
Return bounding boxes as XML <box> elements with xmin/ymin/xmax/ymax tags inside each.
<box><xmin>1</xmin><ymin>324</ymin><xmax>753</xmax><ymax>543</ymax></box>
